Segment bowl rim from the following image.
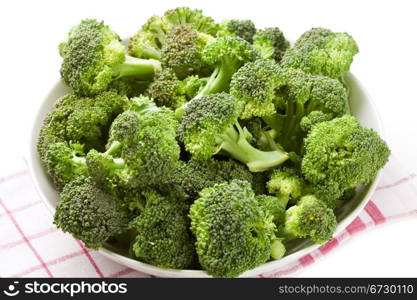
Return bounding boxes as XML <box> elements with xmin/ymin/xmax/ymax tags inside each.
<box><xmin>28</xmin><ymin>72</ymin><xmax>384</xmax><ymax>278</ymax></box>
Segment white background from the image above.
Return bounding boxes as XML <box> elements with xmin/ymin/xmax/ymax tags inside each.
<box><xmin>0</xmin><ymin>0</ymin><xmax>416</xmax><ymax>276</ymax></box>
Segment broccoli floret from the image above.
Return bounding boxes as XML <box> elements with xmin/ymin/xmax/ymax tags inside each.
<box><xmin>128</xmin><ymin>7</ymin><xmax>217</xmax><ymax>60</ymax></box>
<box><xmin>302</xmin><ymin>116</ymin><xmax>391</xmax><ymax>207</ymax></box>
<box><xmin>282</xmin><ymin>195</ymin><xmax>337</xmax><ymax>244</ymax></box>
<box><xmin>267</xmin><ymin>167</ymin><xmax>305</xmax><ymax>207</ymax></box>
<box><xmin>179</xmin><ymin>158</ymin><xmax>255</xmax><ymax>199</ymax></box>
<box><xmin>109</xmin><ymin>77</ymin><xmax>150</xmax><ymax>98</ymax></box>
<box><xmin>145</xmin><ymin>69</ymin><xmax>207</xmax><ymax>109</ymax></box>
<box><xmin>189</xmin><ymin>180</ymin><xmax>276</xmax><ymax>277</ymax></box>
<box><xmin>253</xmin><ymin>27</ymin><xmax>289</xmax><ymax>62</ymax></box>
<box><xmin>130</xmin><ymin>190</ymin><xmax>195</xmax><ymax>269</ymax></box>
<box><xmin>217</xmin><ymin>19</ymin><xmax>257</xmax><ymax>43</ymax></box>
<box><xmin>175</xmin><ymin>36</ymin><xmax>258</xmax><ymax>118</ymax></box>
<box><xmin>145</xmin><ymin>68</ymin><xmax>187</xmax><ymax>108</ymax></box>
<box><xmin>86</xmin><ymin>97</ymin><xmax>180</xmax><ymax>189</ymax></box>
<box><xmin>230</xmin><ymin>59</ymin><xmax>285</xmax><ymax>119</ymax></box>
<box><xmin>180</xmin><ymin>75</ymin><xmax>208</xmax><ymax>98</ymax></box>
<box><xmin>281</xmin><ymin>27</ymin><xmax>359</xmax><ymax>78</ymax></box>
<box><xmin>299</xmin><ymin>110</ymin><xmax>332</xmax><ymax>133</ymax></box>
<box><xmin>257</xmin><ymin>194</ymin><xmax>286</xmax><ymax>226</ymax></box>
<box><xmin>162</xmin><ymin>7</ymin><xmax>218</xmax><ymax>35</ymax></box>
<box><xmin>37</xmin><ymin>92</ymin><xmax>126</xmax><ymax>188</ymax></box>
<box><xmin>161</xmin><ymin>24</ymin><xmax>214</xmax><ymax>79</ymax></box>
<box><xmin>178</xmin><ymin>93</ymin><xmax>288</xmax><ymax>172</ymax></box>
<box><xmin>54</xmin><ymin>176</ymin><xmax>129</xmax><ymax>249</ymax></box>
<box><xmin>262</xmin><ymin>68</ymin><xmax>350</xmax><ymax>152</ymax></box>
<box><xmin>43</xmin><ymin>142</ymin><xmax>88</xmax><ymax>190</ymax></box>
<box><xmin>59</xmin><ymin>19</ymin><xmax>161</xmax><ymax>96</ymax></box>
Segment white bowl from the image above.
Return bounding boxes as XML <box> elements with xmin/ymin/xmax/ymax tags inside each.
<box><xmin>28</xmin><ymin>72</ymin><xmax>383</xmax><ymax>278</ymax></box>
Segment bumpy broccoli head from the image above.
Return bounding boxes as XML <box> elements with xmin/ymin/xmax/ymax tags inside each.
<box><xmin>128</xmin><ymin>7</ymin><xmax>217</xmax><ymax>60</ymax></box>
<box><xmin>145</xmin><ymin>68</ymin><xmax>187</xmax><ymax>109</ymax></box>
<box><xmin>302</xmin><ymin>116</ymin><xmax>390</xmax><ymax>207</ymax></box>
<box><xmin>43</xmin><ymin>142</ymin><xmax>88</xmax><ymax>190</ymax></box>
<box><xmin>130</xmin><ymin>190</ymin><xmax>195</xmax><ymax>269</ymax></box>
<box><xmin>267</xmin><ymin>167</ymin><xmax>305</xmax><ymax>206</ymax></box>
<box><xmin>60</xmin><ymin>19</ymin><xmax>161</xmax><ymax>95</ymax></box>
<box><xmin>253</xmin><ymin>27</ymin><xmax>289</xmax><ymax>62</ymax></box>
<box><xmin>217</xmin><ymin>19</ymin><xmax>257</xmax><ymax>43</ymax></box>
<box><xmin>109</xmin><ymin>77</ymin><xmax>150</xmax><ymax>98</ymax></box>
<box><xmin>161</xmin><ymin>24</ymin><xmax>213</xmax><ymax>78</ymax></box>
<box><xmin>179</xmin><ymin>158</ymin><xmax>254</xmax><ymax>199</ymax></box>
<box><xmin>38</xmin><ymin>92</ymin><xmax>126</xmax><ymax>158</ymax></box>
<box><xmin>178</xmin><ymin>93</ymin><xmax>243</xmax><ymax>159</ymax></box>
<box><xmin>281</xmin><ymin>27</ymin><xmax>359</xmax><ymax>78</ymax></box>
<box><xmin>300</xmin><ymin>110</ymin><xmax>333</xmax><ymax>133</ymax></box>
<box><xmin>202</xmin><ymin>36</ymin><xmax>257</xmax><ymax>68</ymax></box>
<box><xmin>88</xmin><ymin>97</ymin><xmax>180</xmax><ymax>189</ymax></box>
<box><xmin>190</xmin><ymin>180</ymin><xmax>276</xmax><ymax>277</ymax></box>
<box><xmin>54</xmin><ymin>176</ymin><xmax>129</xmax><ymax>249</ymax></box>
<box><xmin>257</xmin><ymin>195</ymin><xmax>286</xmax><ymax>226</ymax></box>
<box><xmin>59</xmin><ymin>19</ymin><xmax>124</xmax><ymax>95</ymax></box>
<box><xmin>230</xmin><ymin>59</ymin><xmax>285</xmax><ymax>119</ymax></box>
<box><xmin>162</xmin><ymin>7</ymin><xmax>218</xmax><ymax>35</ymax></box>
<box><xmin>37</xmin><ymin>92</ymin><xmax>126</xmax><ymax>188</ymax></box>
<box><xmin>263</xmin><ymin>68</ymin><xmax>350</xmax><ymax>152</ymax></box>
<box><xmin>284</xmin><ymin>195</ymin><xmax>337</xmax><ymax>244</ymax></box>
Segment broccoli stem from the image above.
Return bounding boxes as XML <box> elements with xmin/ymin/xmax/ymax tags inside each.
<box><xmin>219</xmin><ymin>123</ymin><xmax>288</xmax><ymax>172</ymax></box>
<box><xmin>141</xmin><ymin>46</ymin><xmax>162</xmax><ymax>60</ymax></box>
<box><xmin>112</xmin><ymin>56</ymin><xmax>161</xmax><ymax>80</ymax></box>
<box><xmin>195</xmin><ymin>62</ymin><xmax>236</xmax><ymax>98</ymax></box>
<box><xmin>175</xmin><ymin>63</ymin><xmax>237</xmax><ymax>119</ymax></box>
<box><xmin>270</xmin><ymin>239</ymin><xmax>286</xmax><ymax>260</ymax></box>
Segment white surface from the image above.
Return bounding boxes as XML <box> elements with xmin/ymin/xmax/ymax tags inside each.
<box><xmin>0</xmin><ymin>0</ymin><xmax>416</xmax><ymax>276</ymax></box>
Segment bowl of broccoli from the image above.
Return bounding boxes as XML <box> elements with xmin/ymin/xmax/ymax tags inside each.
<box><xmin>28</xmin><ymin>7</ymin><xmax>390</xmax><ymax>278</ymax></box>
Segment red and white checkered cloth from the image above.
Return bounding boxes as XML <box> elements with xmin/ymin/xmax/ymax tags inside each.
<box><xmin>0</xmin><ymin>156</ymin><xmax>416</xmax><ymax>278</ymax></box>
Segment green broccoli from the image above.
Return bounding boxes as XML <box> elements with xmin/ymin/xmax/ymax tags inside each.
<box><xmin>230</xmin><ymin>59</ymin><xmax>285</xmax><ymax>119</ymax></box>
<box><xmin>253</xmin><ymin>27</ymin><xmax>289</xmax><ymax>62</ymax></box>
<box><xmin>54</xmin><ymin>176</ymin><xmax>129</xmax><ymax>249</ymax></box>
<box><xmin>179</xmin><ymin>158</ymin><xmax>255</xmax><ymax>199</ymax></box>
<box><xmin>267</xmin><ymin>167</ymin><xmax>305</xmax><ymax>207</ymax></box>
<box><xmin>258</xmin><ymin>193</ymin><xmax>337</xmax><ymax>245</ymax></box>
<box><xmin>282</xmin><ymin>195</ymin><xmax>337</xmax><ymax>244</ymax></box>
<box><xmin>128</xmin><ymin>7</ymin><xmax>218</xmax><ymax>60</ymax></box>
<box><xmin>281</xmin><ymin>27</ymin><xmax>359</xmax><ymax>78</ymax></box>
<box><xmin>217</xmin><ymin>19</ymin><xmax>257</xmax><ymax>43</ymax></box>
<box><xmin>175</xmin><ymin>36</ymin><xmax>258</xmax><ymax>118</ymax></box>
<box><xmin>189</xmin><ymin>180</ymin><xmax>276</xmax><ymax>277</ymax></box>
<box><xmin>177</xmin><ymin>93</ymin><xmax>289</xmax><ymax>172</ymax></box>
<box><xmin>85</xmin><ymin>97</ymin><xmax>180</xmax><ymax>189</ymax></box>
<box><xmin>130</xmin><ymin>190</ymin><xmax>195</xmax><ymax>269</ymax></box>
<box><xmin>161</xmin><ymin>24</ymin><xmax>214</xmax><ymax>79</ymax></box>
<box><xmin>42</xmin><ymin>142</ymin><xmax>88</xmax><ymax>190</ymax></box>
<box><xmin>145</xmin><ymin>69</ymin><xmax>206</xmax><ymax>109</ymax></box>
<box><xmin>59</xmin><ymin>19</ymin><xmax>161</xmax><ymax>96</ymax></box>
<box><xmin>109</xmin><ymin>77</ymin><xmax>151</xmax><ymax>98</ymax></box>
<box><xmin>302</xmin><ymin>115</ymin><xmax>391</xmax><ymax>207</ymax></box>
<box><xmin>37</xmin><ymin>91</ymin><xmax>126</xmax><ymax>188</ymax></box>
<box><xmin>261</xmin><ymin>68</ymin><xmax>350</xmax><ymax>152</ymax></box>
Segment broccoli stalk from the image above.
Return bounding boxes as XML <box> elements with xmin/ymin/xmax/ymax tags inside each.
<box><xmin>218</xmin><ymin>123</ymin><xmax>288</xmax><ymax>172</ymax></box>
<box><xmin>178</xmin><ymin>93</ymin><xmax>288</xmax><ymax>172</ymax></box>
<box><xmin>175</xmin><ymin>36</ymin><xmax>258</xmax><ymax>118</ymax></box>
<box><xmin>112</xmin><ymin>55</ymin><xmax>161</xmax><ymax>79</ymax></box>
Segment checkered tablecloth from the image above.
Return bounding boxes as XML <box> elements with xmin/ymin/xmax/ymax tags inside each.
<box><xmin>0</xmin><ymin>156</ymin><xmax>416</xmax><ymax>278</ymax></box>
